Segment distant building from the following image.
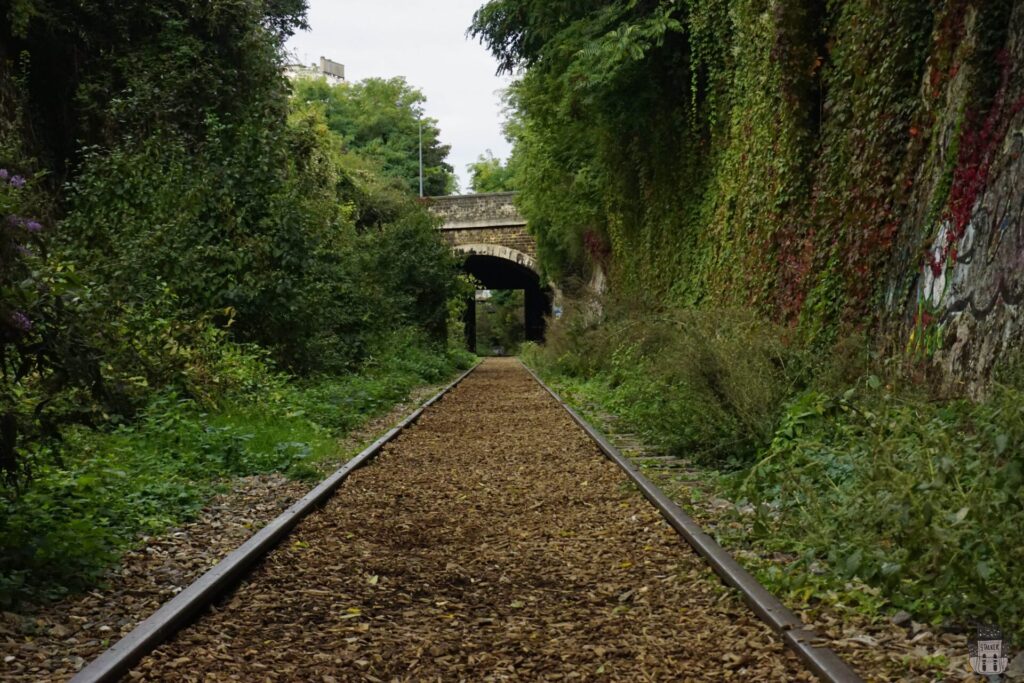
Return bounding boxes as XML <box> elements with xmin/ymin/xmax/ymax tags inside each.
<box><xmin>284</xmin><ymin>56</ymin><xmax>346</xmax><ymax>85</ymax></box>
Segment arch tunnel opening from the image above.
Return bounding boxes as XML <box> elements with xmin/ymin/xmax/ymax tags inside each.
<box><xmin>460</xmin><ymin>253</ymin><xmax>551</xmax><ymax>354</ymax></box>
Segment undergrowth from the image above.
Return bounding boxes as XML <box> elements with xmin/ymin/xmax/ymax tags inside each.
<box><xmin>735</xmin><ymin>377</ymin><xmax>1023</xmax><ymax>641</ymax></box>
<box><xmin>527</xmin><ymin>302</ymin><xmax>802</xmax><ymax>467</ymax></box>
<box><xmin>0</xmin><ymin>330</ymin><xmax>473</xmax><ymax>607</ymax></box>
<box><xmin>524</xmin><ymin>301</ymin><xmax>1024</xmax><ymax>643</ymax></box>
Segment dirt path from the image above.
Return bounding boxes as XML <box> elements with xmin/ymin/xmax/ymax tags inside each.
<box><xmin>130</xmin><ymin>358</ymin><xmax>812</xmax><ymax>681</ymax></box>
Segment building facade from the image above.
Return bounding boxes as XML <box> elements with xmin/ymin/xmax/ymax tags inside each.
<box><xmin>284</xmin><ymin>56</ymin><xmax>346</xmax><ymax>85</ymax></box>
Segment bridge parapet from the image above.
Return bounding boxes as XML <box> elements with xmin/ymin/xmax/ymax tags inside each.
<box><xmin>427</xmin><ymin>192</ymin><xmax>526</xmax><ymax>230</ymax></box>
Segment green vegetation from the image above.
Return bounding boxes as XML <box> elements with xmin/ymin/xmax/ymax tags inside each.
<box><xmin>466</xmin><ymin>151</ymin><xmax>517</xmax><ymax>193</ymax></box>
<box><xmin>291</xmin><ymin>76</ymin><xmax>457</xmax><ymax>196</ymax></box>
<box><xmin>480</xmin><ymin>0</ymin><xmax>1024</xmax><ymax>643</ymax></box>
<box><xmin>738</xmin><ymin>373</ymin><xmax>1024</xmax><ymax>637</ymax></box>
<box><xmin>471</xmin><ymin>1</ymin><xmax>1015</xmax><ymax>336</ymax></box>
<box><xmin>476</xmin><ymin>290</ymin><xmax>524</xmax><ymax>355</ymax></box>
<box><xmin>0</xmin><ymin>1</ymin><xmax>471</xmax><ymax>605</ymax></box>
<box><xmin>524</xmin><ymin>307</ymin><xmax>1024</xmax><ymax>641</ymax></box>
<box><xmin>526</xmin><ymin>303</ymin><xmax>804</xmax><ymax>469</ymax></box>
<box><xmin>0</xmin><ymin>335</ymin><xmax>472</xmax><ymax>605</ymax></box>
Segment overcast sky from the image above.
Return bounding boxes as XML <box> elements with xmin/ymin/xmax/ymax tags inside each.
<box><xmin>286</xmin><ymin>1</ymin><xmax>513</xmax><ymax>193</ymax></box>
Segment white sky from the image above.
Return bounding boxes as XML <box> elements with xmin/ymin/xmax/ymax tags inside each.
<box><xmin>286</xmin><ymin>1</ymin><xmax>513</xmax><ymax>193</ymax></box>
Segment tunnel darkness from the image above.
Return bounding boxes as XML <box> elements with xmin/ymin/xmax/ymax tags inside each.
<box><xmin>461</xmin><ymin>254</ymin><xmax>551</xmax><ymax>353</ymax></box>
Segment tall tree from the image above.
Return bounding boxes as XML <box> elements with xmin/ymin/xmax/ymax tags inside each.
<box><xmin>467</xmin><ymin>150</ymin><xmax>517</xmax><ymax>193</ymax></box>
<box><xmin>2</xmin><ymin>0</ymin><xmax>308</xmax><ymax>177</ymax></box>
<box><xmin>291</xmin><ymin>77</ymin><xmax>456</xmax><ymax>196</ymax></box>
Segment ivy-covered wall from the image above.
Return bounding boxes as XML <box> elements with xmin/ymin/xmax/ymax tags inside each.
<box><xmin>891</xmin><ymin>2</ymin><xmax>1024</xmax><ymax>392</ymax></box>
<box><xmin>474</xmin><ymin>0</ymin><xmax>1023</xmax><ymax>392</ymax></box>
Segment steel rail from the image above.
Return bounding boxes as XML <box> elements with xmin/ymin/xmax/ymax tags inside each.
<box><xmin>71</xmin><ymin>362</ymin><xmax>479</xmax><ymax>683</ymax></box>
<box><xmin>520</xmin><ymin>360</ymin><xmax>863</xmax><ymax>683</ymax></box>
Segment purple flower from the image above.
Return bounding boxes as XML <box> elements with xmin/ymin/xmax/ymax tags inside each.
<box><xmin>9</xmin><ymin>176</ymin><xmax>25</xmax><ymax>189</ymax></box>
<box><xmin>25</xmin><ymin>220</ymin><xmax>42</xmax><ymax>233</ymax></box>
<box><xmin>0</xmin><ymin>169</ymin><xmax>8</xmax><ymax>181</ymax></box>
<box><xmin>8</xmin><ymin>311</ymin><xmax>31</xmax><ymax>333</ymax></box>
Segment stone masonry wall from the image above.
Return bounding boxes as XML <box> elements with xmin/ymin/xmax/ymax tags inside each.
<box><xmin>887</xmin><ymin>4</ymin><xmax>1024</xmax><ymax>394</ymax></box>
<box><xmin>442</xmin><ymin>226</ymin><xmax>537</xmax><ymax>260</ymax></box>
<box><xmin>426</xmin><ymin>192</ymin><xmax>526</xmax><ymax>229</ymax></box>
<box><xmin>426</xmin><ymin>192</ymin><xmax>537</xmax><ymax>260</ymax></box>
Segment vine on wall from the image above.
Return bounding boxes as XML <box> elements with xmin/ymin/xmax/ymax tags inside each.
<box><xmin>475</xmin><ymin>0</ymin><xmax>1019</xmax><ymax>374</ymax></box>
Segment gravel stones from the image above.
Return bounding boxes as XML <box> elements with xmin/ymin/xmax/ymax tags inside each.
<box><xmin>0</xmin><ymin>382</ymin><xmax>443</xmax><ymax>682</ymax></box>
<box><xmin>130</xmin><ymin>359</ymin><xmax>812</xmax><ymax>681</ymax></box>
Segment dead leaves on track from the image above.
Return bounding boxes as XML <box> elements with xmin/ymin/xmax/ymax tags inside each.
<box><xmin>132</xmin><ymin>359</ymin><xmax>813</xmax><ymax>681</ymax></box>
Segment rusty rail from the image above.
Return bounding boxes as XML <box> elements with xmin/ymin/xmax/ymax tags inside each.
<box><xmin>520</xmin><ymin>360</ymin><xmax>863</xmax><ymax>683</ymax></box>
<box><xmin>71</xmin><ymin>362</ymin><xmax>479</xmax><ymax>683</ymax></box>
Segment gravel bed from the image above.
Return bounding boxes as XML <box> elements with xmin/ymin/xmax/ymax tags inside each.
<box><xmin>0</xmin><ymin>382</ymin><xmax>445</xmax><ymax>682</ymax></box>
<box><xmin>130</xmin><ymin>358</ymin><xmax>813</xmax><ymax>681</ymax></box>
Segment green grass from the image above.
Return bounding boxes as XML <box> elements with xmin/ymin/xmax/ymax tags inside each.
<box><xmin>0</xmin><ymin>336</ymin><xmax>474</xmax><ymax>607</ymax></box>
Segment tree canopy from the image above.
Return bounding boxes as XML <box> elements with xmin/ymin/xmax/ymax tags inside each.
<box><xmin>291</xmin><ymin>77</ymin><xmax>456</xmax><ymax>196</ymax></box>
<box><xmin>0</xmin><ymin>0</ymin><xmax>464</xmax><ymax>492</ymax></box>
<box><xmin>467</xmin><ymin>151</ymin><xmax>517</xmax><ymax>193</ymax></box>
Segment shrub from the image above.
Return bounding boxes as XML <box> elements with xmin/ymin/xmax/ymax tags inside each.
<box><xmin>533</xmin><ymin>295</ymin><xmax>1024</xmax><ymax>640</ymax></box>
<box><xmin>0</xmin><ymin>329</ymin><xmax>469</xmax><ymax>606</ymax></box>
<box><xmin>530</xmin><ymin>301</ymin><xmax>801</xmax><ymax>466</ymax></box>
<box><xmin>0</xmin><ymin>0</ymin><xmax>472</xmax><ymax>608</ymax></box>
<box><xmin>737</xmin><ymin>379</ymin><xmax>1024</xmax><ymax>639</ymax></box>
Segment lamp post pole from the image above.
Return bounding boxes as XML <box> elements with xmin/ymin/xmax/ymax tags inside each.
<box><xmin>418</xmin><ymin>120</ymin><xmax>424</xmax><ymax>198</ymax></box>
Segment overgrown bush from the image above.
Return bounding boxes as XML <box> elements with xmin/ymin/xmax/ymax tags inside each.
<box><xmin>736</xmin><ymin>379</ymin><xmax>1024</xmax><ymax>640</ymax></box>
<box><xmin>1</xmin><ymin>0</ymin><xmax>465</xmax><ymax>482</ymax></box>
<box><xmin>0</xmin><ymin>0</ymin><xmax>472</xmax><ymax>607</ymax></box>
<box><xmin>0</xmin><ymin>331</ymin><xmax>470</xmax><ymax>606</ymax></box>
<box><xmin>528</xmin><ymin>301</ymin><xmax>801</xmax><ymax>466</ymax></box>
<box><xmin>530</xmin><ymin>297</ymin><xmax>1024</xmax><ymax>640</ymax></box>
<box><xmin>0</xmin><ymin>161</ymin><xmax>111</xmax><ymax>484</ymax></box>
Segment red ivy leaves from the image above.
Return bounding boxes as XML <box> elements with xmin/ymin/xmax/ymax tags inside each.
<box><xmin>927</xmin><ymin>50</ymin><xmax>1024</xmax><ymax>277</ymax></box>
<box><xmin>583</xmin><ymin>229</ymin><xmax>611</xmax><ymax>264</ymax></box>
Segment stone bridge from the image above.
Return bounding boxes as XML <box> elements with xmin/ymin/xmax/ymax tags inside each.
<box><xmin>426</xmin><ymin>192</ymin><xmax>550</xmax><ymax>350</ymax></box>
<box><xmin>427</xmin><ymin>192</ymin><xmax>536</xmax><ymax>265</ymax></box>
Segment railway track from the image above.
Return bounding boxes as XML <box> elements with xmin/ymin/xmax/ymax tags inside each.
<box><xmin>73</xmin><ymin>358</ymin><xmax>861</xmax><ymax>682</ymax></box>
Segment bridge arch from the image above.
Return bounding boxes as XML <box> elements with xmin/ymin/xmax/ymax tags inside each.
<box><xmin>453</xmin><ymin>243</ymin><xmax>538</xmax><ymax>274</ymax></box>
